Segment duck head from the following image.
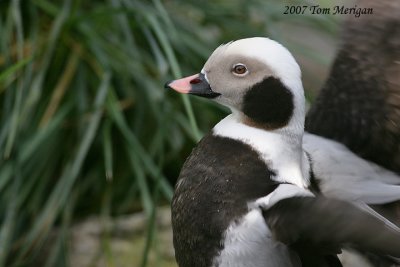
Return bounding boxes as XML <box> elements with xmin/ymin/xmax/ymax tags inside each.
<box><xmin>165</xmin><ymin>37</ymin><xmax>305</xmax><ymax>134</ymax></box>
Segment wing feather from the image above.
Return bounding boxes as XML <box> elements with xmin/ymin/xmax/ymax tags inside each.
<box><xmin>306</xmin><ymin>0</ymin><xmax>400</xmax><ymax>173</ymax></box>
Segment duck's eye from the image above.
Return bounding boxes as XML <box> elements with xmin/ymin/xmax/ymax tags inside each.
<box><xmin>232</xmin><ymin>64</ymin><xmax>248</xmax><ymax>76</ymax></box>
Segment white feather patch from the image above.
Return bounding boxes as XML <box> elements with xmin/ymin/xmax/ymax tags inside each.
<box><xmin>303</xmin><ymin>132</ymin><xmax>400</xmax><ymax>204</ymax></box>
<box><xmin>339</xmin><ymin>250</ymin><xmax>374</xmax><ymax>267</ymax></box>
<box><xmin>214</xmin><ymin>185</ymin><xmax>313</xmax><ymax>267</ymax></box>
<box><xmin>213</xmin><ymin>114</ymin><xmax>310</xmax><ymax>189</ymax></box>
<box><xmin>255</xmin><ymin>184</ymin><xmax>314</xmax><ymax>210</ymax></box>
<box><xmin>214</xmin><ymin>208</ymin><xmax>299</xmax><ymax>267</ymax></box>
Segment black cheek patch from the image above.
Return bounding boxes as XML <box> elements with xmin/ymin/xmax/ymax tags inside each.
<box><xmin>242</xmin><ymin>77</ymin><xmax>294</xmax><ymax>129</ymax></box>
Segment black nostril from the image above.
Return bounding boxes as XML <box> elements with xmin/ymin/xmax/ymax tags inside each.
<box><xmin>190</xmin><ymin>78</ymin><xmax>201</xmax><ymax>84</ymax></box>
<box><xmin>164</xmin><ymin>81</ymin><xmax>173</xmax><ymax>89</ymax></box>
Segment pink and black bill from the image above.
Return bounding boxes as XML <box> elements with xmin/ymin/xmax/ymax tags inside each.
<box><xmin>165</xmin><ymin>73</ymin><xmax>220</xmax><ymax>98</ymax></box>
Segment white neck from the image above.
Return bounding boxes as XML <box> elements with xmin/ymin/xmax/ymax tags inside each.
<box><xmin>279</xmin><ymin>76</ymin><xmax>306</xmax><ymax>145</ymax></box>
<box><xmin>213</xmin><ymin>113</ymin><xmax>309</xmax><ymax>188</ymax></box>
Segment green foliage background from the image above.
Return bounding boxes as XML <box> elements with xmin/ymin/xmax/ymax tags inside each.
<box><xmin>0</xmin><ymin>0</ymin><xmax>338</xmax><ymax>266</ymax></box>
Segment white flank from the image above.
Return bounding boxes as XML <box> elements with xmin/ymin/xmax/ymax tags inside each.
<box><xmin>303</xmin><ymin>132</ymin><xmax>400</xmax><ymax>204</ymax></box>
<box><xmin>214</xmin><ymin>208</ymin><xmax>299</xmax><ymax>267</ymax></box>
<box><xmin>215</xmin><ymin>185</ymin><xmax>313</xmax><ymax>267</ymax></box>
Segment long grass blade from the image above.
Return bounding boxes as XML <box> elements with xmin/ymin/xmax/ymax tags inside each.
<box><xmin>22</xmin><ymin>0</ymin><xmax>71</xmax><ymax>121</ymax></box>
<box><xmin>21</xmin><ymin>71</ymin><xmax>111</xmax><ymax>259</ymax></box>
<box><xmin>4</xmin><ymin>0</ymin><xmax>25</xmax><ymax>158</ymax></box>
<box><xmin>39</xmin><ymin>44</ymin><xmax>81</xmax><ymax>127</ymax></box>
<box><xmin>106</xmin><ymin>90</ymin><xmax>174</xmax><ymax>201</ymax></box>
<box><xmin>0</xmin><ymin>162</ymin><xmax>21</xmax><ymax>267</ymax></box>
<box><xmin>0</xmin><ymin>56</ymin><xmax>32</xmax><ymax>89</ymax></box>
<box><xmin>102</xmin><ymin>119</ymin><xmax>114</xmax><ymax>181</ymax></box>
<box><xmin>145</xmin><ymin>14</ymin><xmax>202</xmax><ymax>141</ymax></box>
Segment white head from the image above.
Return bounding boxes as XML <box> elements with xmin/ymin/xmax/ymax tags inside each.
<box><xmin>166</xmin><ymin>37</ymin><xmax>305</xmax><ymax>136</ymax></box>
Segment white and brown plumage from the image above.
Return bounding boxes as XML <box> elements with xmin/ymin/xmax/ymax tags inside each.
<box><xmin>166</xmin><ymin>34</ymin><xmax>400</xmax><ymax>267</ymax></box>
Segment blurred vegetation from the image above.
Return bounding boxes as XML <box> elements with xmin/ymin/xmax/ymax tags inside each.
<box><xmin>0</xmin><ymin>0</ymin><xmax>338</xmax><ymax>266</ymax></box>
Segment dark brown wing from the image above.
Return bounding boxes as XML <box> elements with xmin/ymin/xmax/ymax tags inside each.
<box><xmin>263</xmin><ymin>196</ymin><xmax>400</xmax><ymax>266</ymax></box>
<box><xmin>305</xmin><ymin>0</ymin><xmax>400</xmax><ymax>173</ymax></box>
